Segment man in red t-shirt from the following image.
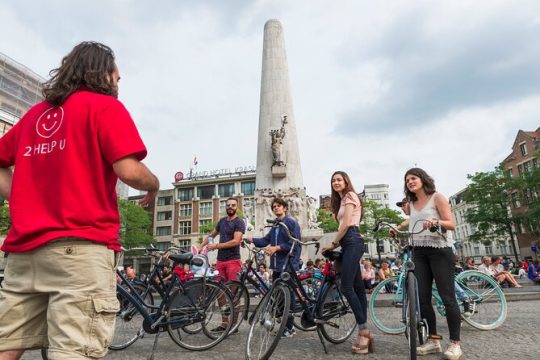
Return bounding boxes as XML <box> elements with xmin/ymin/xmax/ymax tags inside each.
<box><xmin>0</xmin><ymin>42</ymin><xmax>159</xmax><ymax>360</ymax></box>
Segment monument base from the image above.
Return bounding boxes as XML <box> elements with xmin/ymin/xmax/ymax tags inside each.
<box><xmin>271</xmin><ymin>165</ymin><xmax>287</xmax><ymax>177</ymax></box>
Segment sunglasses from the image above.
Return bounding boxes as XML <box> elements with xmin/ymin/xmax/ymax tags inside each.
<box><xmin>226</xmin><ymin>204</ymin><xmax>237</xmax><ymax>208</ymax></box>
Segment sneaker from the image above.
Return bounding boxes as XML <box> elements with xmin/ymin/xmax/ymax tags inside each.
<box><xmin>462</xmin><ymin>301</ymin><xmax>472</xmax><ymax>317</ymax></box>
<box><xmin>443</xmin><ymin>343</ymin><xmax>463</xmax><ymax>360</ymax></box>
<box><xmin>417</xmin><ymin>340</ymin><xmax>442</xmax><ymax>355</ymax></box>
<box><xmin>282</xmin><ymin>328</ymin><xmax>296</xmax><ymax>338</ymax></box>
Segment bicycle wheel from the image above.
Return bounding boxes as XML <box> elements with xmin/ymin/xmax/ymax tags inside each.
<box><xmin>317</xmin><ymin>282</ymin><xmax>357</xmax><ymax>343</ymax></box>
<box><xmin>406</xmin><ymin>272</ymin><xmax>417</xmax><ymax>360</ymax></box>
<box><xmin>369</xmin><ymin>276</ymin><xmax>406</xmax><ymax>334</ymax></box>
<box><xmin>246</xmin><ymin>284</ymin><xmax>290</xmax><ymax>360</ymax></box>
<box><xmin>167</xmin><ymin>279</ymin><xmax>234</xmax><ymax>351</ymax></box>
<box><xmin>226</xmin><ymin>280</ymin><xmax>250</xmax><ymax>334</ymax></box>
<box><xmin>456</xmin><ymin>270</ymin><xmax>507</xmax><ymax>330</ymax></box>
<box><xmin>110</xmin><ymin>283</ymin><xmax>154</xmax><ymax>350</ymax></box>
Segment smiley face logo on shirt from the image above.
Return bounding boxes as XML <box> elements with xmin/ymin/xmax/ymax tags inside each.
<box><xmin>36</xmin><ymin>107</ymin><xmax>64</xmax><ymax>138</ymax></box>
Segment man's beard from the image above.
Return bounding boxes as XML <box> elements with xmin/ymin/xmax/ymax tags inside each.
<box><xmin>226</xmin><ymin>209</ymin><xmax>236</xmax><ymax>216</ymax></box>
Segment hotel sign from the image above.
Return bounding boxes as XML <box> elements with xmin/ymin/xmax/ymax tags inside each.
<box><xmin>175</xmin><ymin>166</ymin><xmax>256</xmax><ymax>181</ymax></box>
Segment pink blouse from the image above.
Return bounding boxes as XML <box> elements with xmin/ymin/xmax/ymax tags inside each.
<box><xmin>337</xmin><ymin>192</ymin><xmax>362</xmax><ymax>226</ymax></box>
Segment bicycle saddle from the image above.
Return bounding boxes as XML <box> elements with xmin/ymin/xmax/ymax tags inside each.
<box><xmin>169</xmin><ymin>252</ymin><xmax>194</xmax><ymax>265</ymax></box>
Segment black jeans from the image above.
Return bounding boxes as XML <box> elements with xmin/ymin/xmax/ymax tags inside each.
<box><xmin>413</xmin><ymin>246</ymin><xmax>461</xmax><ymax>341</ymax></box>
<box><xmin>339</xmin><ymin>227</ymin><xmax>367</xmax><ymax>327</ymax></box>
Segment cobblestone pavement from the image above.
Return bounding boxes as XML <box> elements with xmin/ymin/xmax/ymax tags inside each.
<box><xmin>22</xmin><ymin>299</ymin><xmax>540</xmax><ymax>360</ymax></box>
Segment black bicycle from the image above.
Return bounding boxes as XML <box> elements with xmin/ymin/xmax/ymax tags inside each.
<box><xmin>245</xmin><ymin>219</ymin><xmax>357</xmax><ymax>360</ymax></box>
<box><xmin>110</xmin><ymin>247</ymin><xmax>235</xmax><ymax>353</ymax></box>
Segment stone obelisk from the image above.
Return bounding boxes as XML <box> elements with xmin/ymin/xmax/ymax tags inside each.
<box><xmin>253</xmin><ymin>20</ymin><xmax>320</xmax><ymax>237</ymax></box>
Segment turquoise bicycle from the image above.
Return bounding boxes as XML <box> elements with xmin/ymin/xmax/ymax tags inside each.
<box><xmin>369</xmin><ymin>224</ymin><xmax>507</xmax><ymax>335</ymax></box>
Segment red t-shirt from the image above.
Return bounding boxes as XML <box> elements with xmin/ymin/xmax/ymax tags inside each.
<box><xmin>0</xmin><ymin>90</ymin><xmax>147</xmax><ymax>252</ymax></box>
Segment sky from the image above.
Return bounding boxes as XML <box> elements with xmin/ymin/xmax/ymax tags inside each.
<box><xmin>3</xmin><ymin>0</ymin><xmax>540</xmax><ymax>207</ymax></box>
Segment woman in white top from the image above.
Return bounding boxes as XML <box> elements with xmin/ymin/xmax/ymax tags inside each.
<box><xmin>322</xmin><ymin>171</ymin><xmax>372</xmax><ymax>355</ymax></box>
<box><xmin>395</xmin><ymin>168</ymin><xmax>461</xmax><ymax>359</ymax></box>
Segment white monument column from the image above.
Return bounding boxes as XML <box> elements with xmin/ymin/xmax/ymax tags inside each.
<box><xmin>254</xmin><ymin>20</ymin><xmax>320</xmax><ymax>238</ymax></box>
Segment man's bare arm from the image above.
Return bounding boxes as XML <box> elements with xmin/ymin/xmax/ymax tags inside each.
<box><xmin>113</xmin><ymin>156</ymin><xmax>159</xmax><ymax>205</ymax></box>
<box><xmin>0</xmin><ymin>167</ymin><xmax>13</xmax><ymax>199</ymax></box>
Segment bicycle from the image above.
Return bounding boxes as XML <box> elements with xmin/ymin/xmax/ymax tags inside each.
<box><xmin>245</xmin><ymin>219</ymin><xmax>357</xmax><ymax>360</ymax></box>
<box><xmin>369</xmin><ymin>230</ymin><xmax>507</xmax><ymax>335</ymax></box>
<box><xmin>225</xmin><ymin>240</ymin><xmax>271</xmax><ymax>334</ymax></box>
<box><xmin>369</xmin><ymin>221</ymin><xmax>430</xmax><ymax>360</ymax></box>
<box><xmin>109</xmin><ymin>247</ymin><xmax>236</xmax><ymax>355</ymax></box>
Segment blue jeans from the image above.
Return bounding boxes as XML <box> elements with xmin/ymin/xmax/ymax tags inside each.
<box><xmin>339</xmin><ymin>227</ymin><xmax>367</xmax><ymax>328</ymax></box>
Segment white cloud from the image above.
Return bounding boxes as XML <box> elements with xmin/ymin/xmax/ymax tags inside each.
<box><xmin>2</xmin><ymin>0</ymin><xmax>539</xmax><ymax>208</ymax></box>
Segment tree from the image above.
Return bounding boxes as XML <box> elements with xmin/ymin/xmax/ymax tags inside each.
<box><xmin>360</xmin><ymin>200</ymin><xmax>404</xmax><ymax>263</ymax></box>
<box><xmin>0</xmin><ymin>202</ymin><xmax>10</xmax><ymax>235</ymax></box>
<box><xmin>463</xmin><ymin>168</ymin><xmax>519</xmax><ymax>261</ymax></box>
<box><xmin>118</xmin><ymin>199</ymin><xmax>154</xmax><ymax>248</ymax></box>
<box><xmin>317</xmin><ymin>208</ymin><xmax>339</xmax><ymax>233</ymax></box>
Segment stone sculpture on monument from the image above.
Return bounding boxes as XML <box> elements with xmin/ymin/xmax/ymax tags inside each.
<box><xmin>269</xmin><ymin>115</ymin><xmax>287</xmax><ymax>167</ymax></box>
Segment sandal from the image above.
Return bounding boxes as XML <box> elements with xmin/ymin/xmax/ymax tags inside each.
<box><xmin>352</xmin><ymin>333</ymin><xmax>374</xmax><ymax>354</ymax></box>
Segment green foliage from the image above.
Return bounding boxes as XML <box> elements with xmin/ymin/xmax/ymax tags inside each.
<box><xmin>0</xmin><ymin>202</ymin><xmax>10</xmax><ymax>235</ymax></box>
<box><xmin>463</xmin><ymin>168</ymin><xmax>514</xmax><ymax>242</ymax></box>
<box><xmin>199</xmin><ymin>221</ymin><xmax>217</xmax><ymax>235</ymax></box>
<box><xmin>360</xmin><ymin>200</ymin><xmax>404</xmax><ymax>241</ymax></box>
<box><xmin>317</xmin><ymin>208</ymin><xmax>339</xmax><ymax>233</ymax></box>
<box><xmin>118</xmin><ymin>199</ymin><xmax>154</xmax><ymax>248</ymax></box>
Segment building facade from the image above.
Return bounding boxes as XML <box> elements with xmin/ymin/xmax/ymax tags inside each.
<box><xmin>449</xmin><ymin>189</ymin><xmax>515</xmax><ymax>261</ymax></box>
<box><xmin>0</xmin><ymin>52</ymin><xmax>45</xmax><ymax>119</ymax></box>
<box><xmin>152</xmin><ymin>169</ymin><xmax>256</xmax><ymax>253</ymax></box>
<box><xmin>364</xmin><ymin>184</ymin><xmax>390</xmax><ymax>208</ymax></box>
<box><xmin>501</xmin><ymin>127</ymin><xmax>540</xmax><ymax>259</ymax></box>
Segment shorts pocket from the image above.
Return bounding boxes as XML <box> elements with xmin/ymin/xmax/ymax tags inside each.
<box><xmin>86</xmin><ymin>295</ymin><xmax>119</xmax><ymax>357</ymax></box>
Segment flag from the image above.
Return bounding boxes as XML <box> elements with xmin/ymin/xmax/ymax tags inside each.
<box><xmin>193</xmin><ymin>156</ymin><xmax>198</xmax><ymax>166</ymax></box>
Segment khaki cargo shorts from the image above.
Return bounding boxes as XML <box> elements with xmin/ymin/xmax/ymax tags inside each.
<box><xmin>0</xmin><ymin>238</ymin><xmax>119</xmax><ymax>359</ymax></box>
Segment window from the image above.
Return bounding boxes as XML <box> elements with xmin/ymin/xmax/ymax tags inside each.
<box><xmin>511</xmin><ymin>192</ymin><xmax>521</xmax><ymax>208</ymax></box>
<box><xmin>156</xmin><ymin>226</ymin><xmax>172</xmax><ymax>236</ymax></box>
<box><xmin>533</xmin><ymin>158</ymin><xmax>538</xmax><ymax>168</ymax></box>
<box><xmin>179</xmin><ymin>221</ymin><xmax>192</xmax><ymax>235</ymax></box>
<box><xmin>178</xmin><ymin>188</ymin><xmax>194</xmax><ymax>201</ymax></box>
<box><xmin>241</xmin><ymin>181</ymin><xmax>255</xmax><ymax>196</ymax></box>
<box><xmin>157</xmin><ymin>211</ymin><xmax>172</xmax><ymax>221</ymax></box>
<box><xmin>485</xmin><ymin>246</ymin><xmax>493</xmax><ymax>255</ymax></box>
<box><xmin>179</xmin><ymin>204</ymin><xmax>192</xmax><ymax>218</ymax></box>
<box><xmin>520</xmin><ymin>142</ymin><xmax>528</xmax><ymax>156</ymax></box>
<box><xmin>156</xmin><ymin>241</ymin><xmax>171</xmax><ymax>251</ymax></box>
<box><xmin>500</xmin><ymin>245</ymin><xmax>507</xmax><ymax>254</ymax></box>
<box><xmin>199</xmin><ymin>202</ymin><xmax>212</xmax><ymax>217</ymax></box>
<box><xmin>474</xmin><ymin>247</ymin><xmax>480</xmax><ymax>255</ymax></box>
<box><xmin>157</xmin><ymin>196</ymin><xmax>172</xmax><ymax>206</ymax></box>
<box><xmin>518</xmin><ymin>164</ymin><xmax>523</xmax><ymax>175</ymax></box>
<box><xmin>523</xmin><ymin>160</ymin><xmax>532</xmax><ymax>173</ymax></box>
<box><xmin>506</xmin><ymin>168</ymin><xmax>513</xmax><ymax>178</ymax></box>
<box><xmin>197</xmin><ymin>185</ymin><xmax>215</xmax><ymax>199</ymax></box>
<box><xmin>178</xmin><ymin>239</ymin><xmax>191</xmax><ymax>252</ymax></box>
<box><xmin>218</xmin><ymin>183</ymin><xmax>235</xmax><ymax>198</ymax></box>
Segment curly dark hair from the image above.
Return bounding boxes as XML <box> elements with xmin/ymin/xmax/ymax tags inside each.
<box><xmin>404</xmin><ymin>168</ymin><xmax>436</xmax><ymax>202</ymax></box>
<box><xmin>330</xmin><ymin>171</ymin><xmax>364</xmax><ymax>222</ymax></box>
<box><xmin>271</xmin><ymin>197</ymin><xmax>288</xmax><ymax>209</ymax></box>
<box><xmin>42</xmin><ymin>41</ymin><xmax>117</xmax><ymax>106</ymax></box>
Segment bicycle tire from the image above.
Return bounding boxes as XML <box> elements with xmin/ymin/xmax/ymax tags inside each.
<box><xmin>110</xmin><ymin>283</ymin><xmax>154</xmax><ymax>350</ymax></box>
<box><xmin>368</xmin><ymin>276</ymin><xmax>406</xmax><ymax>334</ymax></box>
<box><xmin>167</xmin><ymin>279</ymin><xmax>234</xmax><ymax>351</ymax></box>
<box><xmin>246</xmin><ymin>284</ymin><xmax>290</xmax><ymax>360</ymax></box>
<box><xmin>456</xmin><ymin>270</ymin><xmax>507</xmax><ymax>330</ymax></box>
<box><xmin>317</xmin><ymin>282</ymin><xmax>357</xmax><ymax>343</ymax></box>
<box><xmin>406</xmin><ymin>272</ymin><xmax>417</xmax><ymax>360</ymax></box>
<box><xmin>226</xmin><ymin>280</ymin><xmax>250</xmax><ymax>334</ymax></box>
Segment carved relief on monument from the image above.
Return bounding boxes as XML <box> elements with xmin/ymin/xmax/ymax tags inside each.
<box><xmin>242</xmin><ymin>198</ymin><xmax>255</xmax><ymax>232</ymax></box>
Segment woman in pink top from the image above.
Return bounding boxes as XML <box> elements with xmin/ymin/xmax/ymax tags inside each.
<box><xmin>322</xmin><ymin>171</ymin><xmax>372</xmax><ymax>355</ymax></box>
